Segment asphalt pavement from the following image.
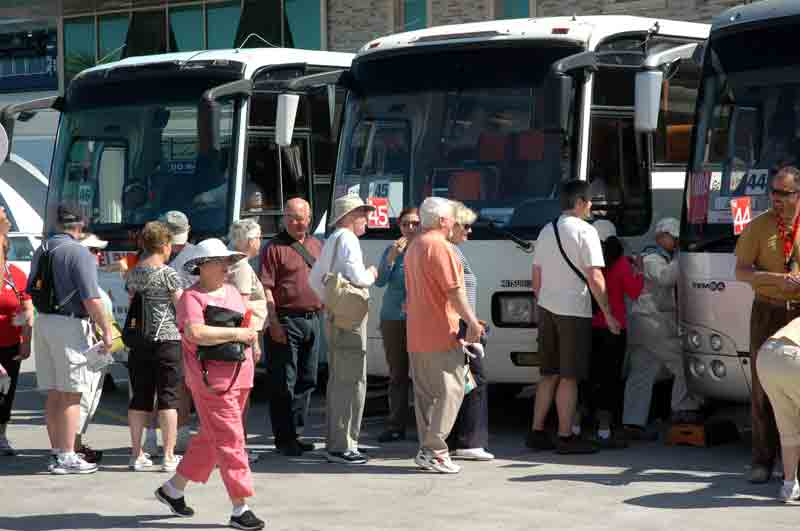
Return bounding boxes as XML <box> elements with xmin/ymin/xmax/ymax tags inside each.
<box><xmin>0</xmin><ymin>358</ymin><xmax>797</xmax><ymax>531</ymax></box>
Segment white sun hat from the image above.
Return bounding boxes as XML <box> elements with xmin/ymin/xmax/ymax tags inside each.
<box><xmin>183</xmin><ymin>238</ymin><xmax>246</xmax><ymax>275</ymax></box>
<box><xmin>79</xmin><ymin>234</ymin><xmax>109</xmax><ymax>249</ymax></box>
<box><xmin>593</xmin><ymin>219</ymin><xmax>617</xmax><ymax>242</ymax></box>
<box><xmin>328</xmin><ymin>194</ymin><xmax>375</xmax><ymax>227</ymax></box>
<box><xmin>654</xmin><ymin>217</ymin><xmax>680</xmax><ymax>239</ymax></box>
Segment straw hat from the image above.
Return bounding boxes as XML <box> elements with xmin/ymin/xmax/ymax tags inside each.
<box><xmin>329</xmin><ymin>195</ymin><xmax>375</xmax><ymax>227</ymax></box>
<box><xmin>183</xmin><ymin>238</ymin><xmax>246</xmax><ymax>275</ymax></box>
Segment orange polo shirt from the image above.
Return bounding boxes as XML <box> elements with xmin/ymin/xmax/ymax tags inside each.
<box><xmin>404</xmin><ymin>230</ymin><xmax>464</xmax><ymax>353</ymax></box>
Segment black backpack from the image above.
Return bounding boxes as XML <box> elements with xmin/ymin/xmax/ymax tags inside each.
<box><xmin>29</xmin><ymin>242</ymin><xmax>77</xmax><ymax>315</ymax></box>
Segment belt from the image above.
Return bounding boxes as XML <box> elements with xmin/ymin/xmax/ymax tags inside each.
<box><xmin>277</xmin><ymin>309</ymin><xmax>320</xmax><ymax>319</ymax></box>
<box><xmin>755</xmin><ymin>294</ymin><xmax>800</xmax><ymax>311</ymax></box>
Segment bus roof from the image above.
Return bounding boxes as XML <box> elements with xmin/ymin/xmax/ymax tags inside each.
<box><xmin>357</xmin><ymin>15</ymin><xmax>709</xmax><ymax>57</ymax></box>
<box><xmin>81</xmin><ymin>47</ymin><xmax>354</xmax><ymax>80</ymax></box>
<box><xmin>713</xmin><ymin>0</ymin><xmax>800</xmax><ymax>33</ymax></box>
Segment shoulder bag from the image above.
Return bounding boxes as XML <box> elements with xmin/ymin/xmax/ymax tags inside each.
<box><xmin>551</xmin><ymin>218</ymin><xmax>600</xmax><ymax>315</ymax></box>
<box><xmin>196</xmin><ymin>304</ymin><xmax>247</xmax><ymax>395</ymax></box>
<box><xmin>322</xmin><ymin>233</ymin><xmax>370</xmax><ymax>331</ymax></box>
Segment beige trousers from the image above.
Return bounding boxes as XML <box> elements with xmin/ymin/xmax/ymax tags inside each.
<box><xmin>757</xmin><ymin>339</ymin><xmax>800</xmax><ymax>447</ymax></box>
<box><xmin>409</xmin><ymin>348</ymin><xmax>466</xmax><ymax>457</ymax></box>
<box><xmin>325</xmin><ymin>318</ymin><xmax>367</xmax><ymax>453</ymax></box>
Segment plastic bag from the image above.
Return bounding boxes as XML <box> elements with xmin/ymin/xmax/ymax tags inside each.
<box><xmin>83</xmin><ymin>343</ymin><xmax>114</xmax><ymax>372</ymax></box>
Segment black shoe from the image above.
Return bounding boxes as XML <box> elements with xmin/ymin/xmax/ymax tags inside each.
<box><xmin>77</xmin><ymin>444</ymin><xmax>103</xmax><ymax>464</ymax></box>
<box><xmin>230</xmin><ymin>510</ymin><xmax>265</xmax><ymax>530</ymax></box>
<box><xmin>327</xmin><ymin>450</ymin><xmax>368</xmax><ymax>464</ymax></box>
<box><xmin>556</xmin><ymin>435</ymin><xmax>598</xmax><ymax>455</ymax></box>
<box><xmin>378</xmin><ymin>429</ymin><xmax>406</xmax><ymax>443</ymax></box>
<box><xmin>525</xmin><ymin>430</ymin><xmax>555</xmax><ymax>451</ymax></box>
<box><xmin>295</xmin><ymin>438</ymin><xmax>315</xmax><ymax>452</ymax></box>
<box><xmin>279</xmin><ymin>441</ymin><xmax>304</xmax><ymax>457</ymax></box>
<box><xmin>155</xmin><ymin>487</ymin><xmax>195</xmax><ymax>518</ymax></box>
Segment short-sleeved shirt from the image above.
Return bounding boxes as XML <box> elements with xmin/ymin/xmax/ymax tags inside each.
<box><xmin>533</xmin><ymin>215</ymin><xmax>605</xmax><ymax>318</ymax></box>
<box><xmin>735</xmin><ymin>210</ymin><xmax>800</xmax><ymax>300</ymax></box>
<box><xmin>126</xmin><ymin>264</ymin><xmax>182</xmax><ymax>342</ymax></box>
<box><xmin>228</xmin><ymin>258</ymin><xmax>267</xmax><ymax>330</ymax></box>
<box><xmin>260</xmin><ymin>231</ymin><xmax>322</xmax><ymax>312</ymax></box>
<box><xmin>0</xmin><ymin>264</ymin><xmax>29</xmax><ymax>347</ymax></box>
<box><xmin>177</xmin><ymin>283</ymin><xmax>254</xmax><ymax>392</ymax></box>
<box><xmin>26</xmin><ymin>233</ymin><xmax>100</xmax><ymax>317</ymax></box>
<box><xmin>405</xmin><ymin>230</ymin><xmax>464</xmax><ymax>353</ymax></box>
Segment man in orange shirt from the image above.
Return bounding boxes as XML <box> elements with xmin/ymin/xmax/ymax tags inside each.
<box><xmin>404</xmin><ymin>197</ymin><xmax>483</xmax><ymax>474</ymax></box>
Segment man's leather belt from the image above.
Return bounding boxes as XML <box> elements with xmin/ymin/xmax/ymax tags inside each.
<box><xmin>277</xmin><ymin>309</ymin><xmax>320</xmax><ymax>319</ymax></box>
<box><xmin>755</xmin><ymin>294</ymin><xmax>800</xmax><ymax>311</ymax></box>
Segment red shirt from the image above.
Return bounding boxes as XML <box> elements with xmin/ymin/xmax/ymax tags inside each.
<box><xmin>0</xmin><ymin>264</ymin><xmax>29</xmax><ymax>347</ymax></box>
<box><xmin>260</xmin><ymin>231</ymin><xmax>323</xmax><ymax>312</ymax></box>
<box><xmin>592</xmin><ymin>256</ymin><xmax>643</xmax><ymax>330</ymax></box>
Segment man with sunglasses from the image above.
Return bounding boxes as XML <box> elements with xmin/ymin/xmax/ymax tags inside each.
<box><xmin>736</xmin><ymin>165</ymin><xmax>800</xmax><ymax>483</ymax></box>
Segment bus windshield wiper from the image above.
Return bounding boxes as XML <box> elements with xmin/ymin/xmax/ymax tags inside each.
<box><xmin>688</xmin><ymin>234</ymin><xmax>738</xmax><ymax>252</ymax></box>
<box><xmin>477</xmin><ymin>217</ymin><xmax>534</xmax><ymax>252</ymax></box>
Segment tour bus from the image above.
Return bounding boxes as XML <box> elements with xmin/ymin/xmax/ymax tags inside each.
<box><xmin>277</xmin><ymin>16</ymin><xmax>709</xmax><ymax>384</ymax></box>
<box><xmin>637</xmin><ymin>1</ymin><xmax>800</xmax><ymax>403</ymax></box>
<box><xmin>1</xmin><ymin>47</ymin><xmax>353</xmax><ymax>325</ymax></box>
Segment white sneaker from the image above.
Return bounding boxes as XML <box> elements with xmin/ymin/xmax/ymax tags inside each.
<box><xmin>414</xmin><ymin>449</ymin><xmax>434</xmax><ymax>470</ymax></box>
<box><xmin>779</xmin><ymin>480</ymin><xmax>800</xmax><ymax>503</ymax></box>
<box><xmin>144</xmin><ymin>429</ymin><xmax>161</xmax><ymax>457</ymax></box>
<box><xmin>416</xmin><ymin>450</ymin><xmax>461</xmax><ymax>474</ymax></box>
<box><xmin>162</xmin><ymin>455</ymin><xmax>182</xmax><ymax>472</ymax></box>
<box><xmin>52</xmin><ymin>453</ymin><xmax>98</xmax><ymax>475</ymax></box>
<box><xmin>453</xmin><ymin>448</ymin><xmax>494</xmax><ymax>461</ymax></box>
<box><xmin>175</xmin><ymin>427</ymin><xmax>192</xmax><ymax>454</ymax></box>
<box><xmin>129</xmin><ymin>453</ymin><xmax>153</xmax><ymax>471</ymax></box>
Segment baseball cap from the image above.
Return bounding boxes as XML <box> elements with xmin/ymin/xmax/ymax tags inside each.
<box><xmin>158</xmin><ymin>211</ymin><xmax>190</xmax><ymax>245</ymax></box>
<box><xmin>57</xmin><ymin>204</ymin><xmax>83</xmax><ymax>225</ymax></box>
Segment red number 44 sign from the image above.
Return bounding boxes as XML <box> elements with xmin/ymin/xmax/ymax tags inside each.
<box><xmin>367</xmin><ymin>197</ymin><xmax>390</xmax><ymax>229</ymax></box>
<box><xmin>730</xmin><ymin>197</ymin><xmax>752</xmax><ymax>235</ymax></box>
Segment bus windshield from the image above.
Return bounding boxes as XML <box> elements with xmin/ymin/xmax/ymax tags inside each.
<box><xmin>50</xmin><ymin>77</ymin><xmax>236</xmax><ymax>240</ymax></box>
<box><xmin>335</xmin><ymin>43</ymin><xmax>582</xmax><ymax>238</ymax></box>
<box><xmin>684</xmin><ymin>22</ymin><xmax>800</xmax><ymax>251</ymax></box>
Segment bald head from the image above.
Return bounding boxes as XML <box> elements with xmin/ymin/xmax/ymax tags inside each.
<box><xmin>284</xmin><ymin>197</ymin><xmax>311</xmax><ymax>241</ymax></box>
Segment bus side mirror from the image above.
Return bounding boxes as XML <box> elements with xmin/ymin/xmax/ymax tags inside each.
<box><xmin>541</xmin><ymin>74</ymin><xmax>573</xmax><ymax>133</ymax></box>
<box><xmin>635</xmin><ymin>70</ymin><xmax>664</xmax><ymax>133</ymax></box>
<box><xmin>276</xmin><ymin>94</ymin><xmax>300</xmax><ymax>147</ymax></box>
<box><xmin>198</xmin><ymin>98</ymin><xmax>221</xmax><ymax>152</ymax></box>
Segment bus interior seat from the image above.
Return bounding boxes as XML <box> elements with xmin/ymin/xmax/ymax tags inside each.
<box><xmin>666</xmin><ymin>124</ymin><xmax>693</xmax><ymax>162</ymax></box>
<box><xmin>479</xmin><ymin>132</ymin><xmax>510</xmax><ymax>162</ymax></box>
<box><xmin>448</xmin><ymin>170</ymin><xmax>483</xmax><ymax>200</ymax></box>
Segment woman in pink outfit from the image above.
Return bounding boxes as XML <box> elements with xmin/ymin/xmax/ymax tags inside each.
<box><xmin>587</xmin><ymin>221</ymin><xmax>643</xmax><ymax>447</ymax></box>
<box><xmin>155</xmin><ymin>238</ymin><xmax>265</xmax><ymax>531</ymax></box>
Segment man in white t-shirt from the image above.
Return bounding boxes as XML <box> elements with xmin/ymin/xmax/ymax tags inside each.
<box><xmin>527</xmin><ymin>179</ymin><xmax>620</xmax><ymax>454</ymax></box>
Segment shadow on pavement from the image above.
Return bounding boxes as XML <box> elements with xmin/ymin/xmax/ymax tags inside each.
<box><xmin>0</xmin><ymin>513</ymin><xmax>221</xmax><ymax>530</ymax></box>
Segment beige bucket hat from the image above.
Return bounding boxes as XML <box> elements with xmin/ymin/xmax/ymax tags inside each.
<box><xmin>329</xmin><ymin>194</ymin><xmax>375</xmax><ymax>227</ymax></box>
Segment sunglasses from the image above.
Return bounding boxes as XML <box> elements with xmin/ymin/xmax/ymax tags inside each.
<box><xmin>89</xmin><ymin>248</ymin><xmax>102</xmax><ymax>255</ymax></box>
<box><xmin>771</xmin><ymin>188</ymin><xmax>799</xmax><ymax>197</ymax></box>
<box><xmin>400</xmin><ymin>220</ymin><xmax>420</xmax><ymax>228</ymax></box>
<box><xmin>460</xmin><ymin>224</ymin><xmax>472</xmax><ymax>231</ymax></box>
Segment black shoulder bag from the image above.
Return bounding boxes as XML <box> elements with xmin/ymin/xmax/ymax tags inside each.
<box><xmin>551</xmin><ymin>219</ymin><xmax>600</xmax><ymax>315</ymax></box>
<box><xmin>196</xmin><ymin>305</ymin><xmax>246</xmax><ymax>395</ymax></box>
<box><xmin>290</xmin><ymin>240</ymin><xmax>316</xmax><ymax>269</ymax></box>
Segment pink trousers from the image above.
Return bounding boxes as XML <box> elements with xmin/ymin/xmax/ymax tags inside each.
<box><xmin>177</xmin><ymin>385</ymin><xmax>254</xmax><ymax>499</ymax></box>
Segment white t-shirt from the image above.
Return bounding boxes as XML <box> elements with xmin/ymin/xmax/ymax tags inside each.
<box><xmin>309</xmin><ymin>228</ymin><xmax>375</xmax><ymax>304</ymax></box>
<box><xmin>533</xmin><ymin>215</ymin><xmax>604</xmax><ymax>318</ymax></box>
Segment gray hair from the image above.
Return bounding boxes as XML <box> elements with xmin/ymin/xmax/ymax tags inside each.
<box><xmin>419</xmin><ymin>197</ymin><xmax>455</xmax><ymax>229</ymax></box>
<box><xmin>228</xmin><ymin>218</ymin><xmax>261</xmax><ymax>250</ymax></box>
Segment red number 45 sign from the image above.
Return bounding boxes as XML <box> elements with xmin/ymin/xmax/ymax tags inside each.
<box><xmin>730</xmin><ymin>197</ymin><xmax>752</xmax><ymax>235</ymax></box>
<box><xmin>367</xmin><ymin>197</ymin><xmax>390</xmax><ymax>229</ymax></box>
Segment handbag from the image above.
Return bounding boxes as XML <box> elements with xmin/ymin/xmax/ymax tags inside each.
<box><xmin>322</xmin><ymin>234</ymin><xmax>370</xmax><ymax>331</ymax></box>
<box><xmin>196</xmin><ymin>305</ymin><xmax>246</xmax><ymax>394</ymax></box>
<box><xmin>122</xmin><ymin>268</ymin><xmax>166</xmax><ymax>351</ymax></box>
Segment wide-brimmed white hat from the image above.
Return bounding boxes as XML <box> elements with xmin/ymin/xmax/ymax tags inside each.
<box><xmin>654</xmin><ymin>217</ymin><xmax>680</xmax><ymax>239</ymax></box>
<box><xmin>329</xmin><ymin>194</ymin><xmax>375</xmax><ymax>227</ymax></box>
<box><xmin>593</xmin><ymin>219</ymin><xmax>617</xmax><ymax>242</ymax></box>
<box><xmin>79</xmin><ymin>234</ymin><xmax>109</xmax><ymax>249</ymax></box>
<box><xmin>183</xmin><ymin>238</ymin><xmax>246</xmax><ymax>275</ymax></box>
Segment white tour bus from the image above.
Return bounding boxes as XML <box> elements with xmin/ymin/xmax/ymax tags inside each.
<box><xmin>1</xmin><ymin>47</ymin><xmax>353</xmax><ymax>325</ymax></box>
<box><xmin>277</xmin><ymin>16</ymin><xmax>709</xmax><ymax>384</ymax></box>
<box><xmin>636</xmin><ymin>1</ymin><xmax>800</xmax><ymax>403</ymax></box>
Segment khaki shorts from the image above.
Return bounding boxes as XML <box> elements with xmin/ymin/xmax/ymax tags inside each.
<box><xmin>537</xmin><ymin>305</ymin><xmax>592</xmax><ymax>380</ymax></box>
<box><xmin>34</xmin><ymin>313</ymin><xmax>97</xmax><ymax>394</ymax></box>
<box><xmin>757</xmin><ymin>339</ymin><xmax>800</xmax><ymax>447</ymax></box>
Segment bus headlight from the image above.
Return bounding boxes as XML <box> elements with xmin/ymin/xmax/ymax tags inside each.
<box><xmin>710</xmin><ymin>360</ymin><xmax>726</xmax><ymax>379</ymax></box>
<box><xmin>689</xmin><ymin>356</ymin><xmax>706</xmax><ymax>377</ymax></box>
<box><xmin>492</xmin><ymin>293</ymin><xmax>536</xmax><ymax>327</ymax></box>
<box><xmin>709</xmin><ymin>334</ymin><xmax>723</xmax><ymax>352</ymax></box>
<box><xmin>688</xmin><ymin>331</ymin><xmax>702</xmax><ymax>350</ymax></box>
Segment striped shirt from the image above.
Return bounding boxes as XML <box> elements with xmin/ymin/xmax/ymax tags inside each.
<box><xmin>452</xmin><ymin>245</ymin><xmax>477</xmax><ymax>311</ymax></box>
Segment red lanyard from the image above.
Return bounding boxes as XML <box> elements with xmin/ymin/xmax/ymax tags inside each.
<box><xmin>776</xmin><ymin>213</ymin><xmax>800</xmax><ymax>271</ymax></box>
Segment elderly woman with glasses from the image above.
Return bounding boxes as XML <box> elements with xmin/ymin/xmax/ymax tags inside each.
<box><xmin>375</xmin><ymin>207</ymin><xmax>420</xmax><ymax>443</ymax></box>
<box><xmin>156</xmin><ymin>238</ymin><xmax>264</xmax><ymax>531</ymax></box>
<box><xmin>445</xmin><ymin>201</ymin><xmax>493</xmax><ymax>461</ymax></box>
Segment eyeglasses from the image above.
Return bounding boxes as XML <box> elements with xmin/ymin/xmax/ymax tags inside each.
<box><xmin>771</xmin><ymin>187</ymin><xmax>799</xmax><ymax>197</ymax></box>
<box><xmin>400</xmin><ymin>220</ymin><xmax>420</xmax><ymax>228</ymax></box>
<box><xmin>462</xmin><ymin>224</ymin><xmax>472</xmax><ymax>231</ymax></box>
